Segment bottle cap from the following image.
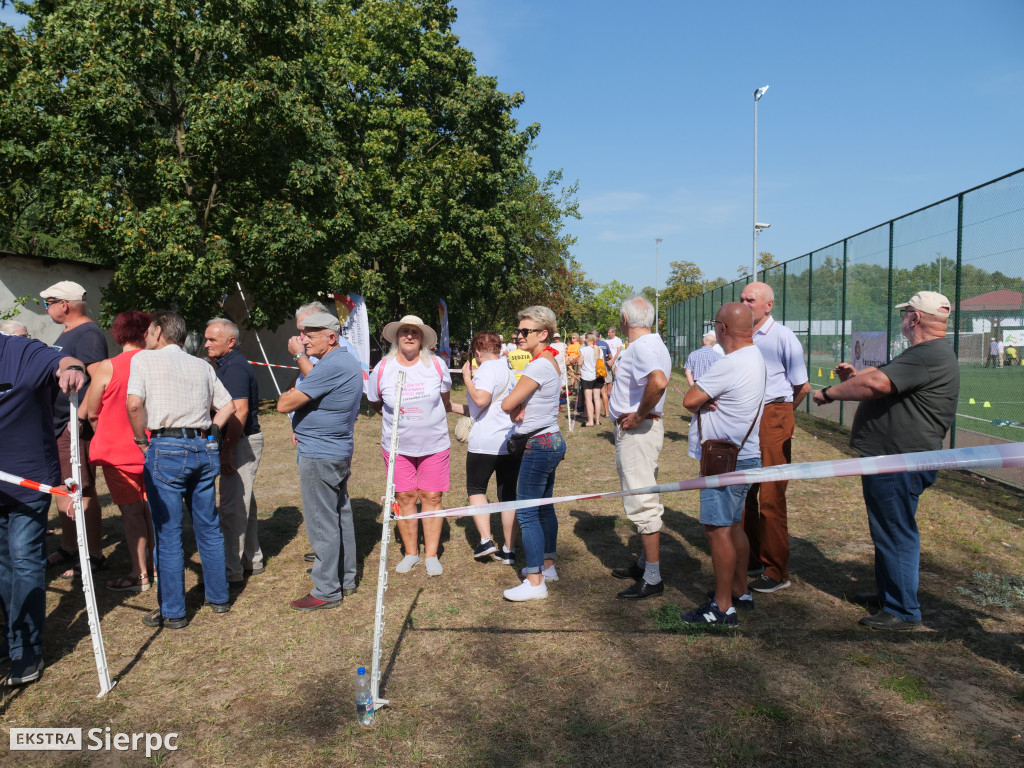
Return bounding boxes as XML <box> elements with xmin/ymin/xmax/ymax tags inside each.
<box><xmin>357</xmin><ymin>666</ymin><xmax>366</xmax><ymax>675</ymax></box>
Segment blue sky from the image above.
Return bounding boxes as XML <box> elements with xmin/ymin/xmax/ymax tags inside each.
<box><xmin>452</xmin><ymin>0</ymin><xmax>1024</xmax><ymax>289</ymax></box>
<box><xmin>4</xmin><ymin>1</ymin><xmax>1023</xmax><ymax>292</ymax></box>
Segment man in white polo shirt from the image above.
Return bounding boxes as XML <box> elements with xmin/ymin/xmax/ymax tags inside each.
<box><xmin>739</xmin><ymin>282</ymin><xmax>810</xmax><ymax>594</ymax></box>
<box><xmin>608</xmin><ymin>297</ymin><xmax>671</xmax><ymax>599</ymax></box>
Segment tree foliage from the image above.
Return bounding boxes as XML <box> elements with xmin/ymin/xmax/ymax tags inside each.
<box><xmin>0</xmin><ymin>0</ymin><xmax>584</xmax><ymax>334</ymax></box>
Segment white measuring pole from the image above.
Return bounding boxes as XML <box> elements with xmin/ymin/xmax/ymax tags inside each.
<box><xmin>370</xmin><ymin>369</ymin><xmax>406</xmax><ymax>709</ymax></box>
<box><xmin>562</xmin><ymin>362</ymin><xmax>574</xmax><ymax>433</ymax></box>
<box><xmin>68</xmin><ymin>391</ymin><xmax>115</xmax><ymax>697</ymax></box>
<box><xmin>236</xmin><ymin>281</ymin><xmax>282</xmax><ymax>396</ymax></box>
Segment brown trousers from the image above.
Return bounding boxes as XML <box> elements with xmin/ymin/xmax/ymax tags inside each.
<box><xmin>743</xmin><ymin>403</ymin><xmax>794</xmax><ymax>581</ymax></box>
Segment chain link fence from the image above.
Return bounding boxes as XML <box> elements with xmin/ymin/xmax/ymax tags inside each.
<box><xmin>667</xmin><ymin>168</ymin><xmax>1024</xmax><ymax>488</ymax></box>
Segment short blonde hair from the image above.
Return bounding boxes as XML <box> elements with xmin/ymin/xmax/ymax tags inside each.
<box><xmin>517</xmin><ymin>305</ymin><xmax>557</xmax><ymax>341</ymax></box>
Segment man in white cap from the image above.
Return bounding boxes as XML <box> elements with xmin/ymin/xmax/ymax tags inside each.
<box><xmin>812</xmin><ymin>291</ymin><xmax>959</xmax><ymax>631</ymax></box>
<box><xmin>39</xmin><ymin>280</ymin><xmax>108</xmax><ymax>577</ymax></box>
<box><xmin>277</xmin><ymin>312</ymin><xmax>363</xmax><ymax>610</ymax></box>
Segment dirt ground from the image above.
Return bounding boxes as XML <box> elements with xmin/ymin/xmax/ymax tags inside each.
<box><xmin>2</xmin><ymin>386</ymin><xmax>1023</xmax><ymax>767</ymax></box>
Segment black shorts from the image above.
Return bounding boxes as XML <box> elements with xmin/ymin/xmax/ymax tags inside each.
<box><xmin>582</xmin><ymin>377</ymin><xmax>605</xmax><ymax>390</ymax></box>
<box><xmin>466</xmin><ymin>452</ymin><xmax>521</xmax><ymax>500</ymax></box>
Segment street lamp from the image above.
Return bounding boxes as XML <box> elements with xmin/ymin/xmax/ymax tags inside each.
<box><xmin>936</xmin><ymin>251</ymin><xmax>943</xmax><ymax>295</ymax></box>
<box><xmin>655</xmin><ymin>237</ymin><xmax>663</xmax><ymax>333</ymax></box>
<box><xmin>753</xmin><ymin>84</ymin><xmax>769</xmax><ymax>279</ymax></box>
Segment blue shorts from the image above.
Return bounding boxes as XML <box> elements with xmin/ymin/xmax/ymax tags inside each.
<box><xmin>698</xmin><ymin>457</ymin><xmax>761</xmax><ymax>527</ymax></box>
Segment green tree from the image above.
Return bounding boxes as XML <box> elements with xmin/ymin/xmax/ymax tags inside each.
<box><xmin>588</xmin><ymin>280</ymin><xmax>635</xmax><ymax>333</ymax></box>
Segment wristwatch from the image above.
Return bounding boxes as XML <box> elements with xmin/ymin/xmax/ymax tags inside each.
<box><xmin>821</xmin><ymin>386</ymin><xmax>834</xmax><ymax>403</ymax></box>
<box><xmin>66</xmin><ymin>365</ymin><xmax>84</xmax><ymax>372</ymax></box>
<box><xmin>293</xmin><ymin>352</ymin><xmax>305</xmax><ymax>362</ymax></box>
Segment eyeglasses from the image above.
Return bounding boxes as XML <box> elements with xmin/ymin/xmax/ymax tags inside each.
<box><xmin>398</xmin><ymin>327</ymin><xmax>422</xmax><ymax>337</ymax></box>
<box><xmin>899</xmin><ymin>308</ymin><xmax>917</xmax><ymax>317</ymax></box>
<box><xmin>516</xmin><ymin>328</ymin><xmax>541</xmax><ymax>338</ymax></box>
<box><xmin>713</xmin><ymin>320</ymin><xmax>726</xmax><ymax>328</ymax></box>
<box><xmin>43</xmin><ymin>298</ymin><xmax>63</xmax><ymax>308</ymax></box>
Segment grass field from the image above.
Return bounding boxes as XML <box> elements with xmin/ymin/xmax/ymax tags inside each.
<box><xmin>2</xmin><ymin>385</ymin><xmax>1023</xmax><ymax>767</ymax></box>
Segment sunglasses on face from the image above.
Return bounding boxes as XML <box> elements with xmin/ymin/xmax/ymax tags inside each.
<box><xmin>43</xmin><ymin>298</ymin><xmax>64</xmax><ymax>308</ymax></box>
<box><xmin>516</xmin><ymin>328</ymin><xmax>541</xmax><ymax>338</ymax></box>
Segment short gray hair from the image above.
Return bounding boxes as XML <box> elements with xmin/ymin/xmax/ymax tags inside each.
<box><xmin>703</xmin><ymin>331</ymin><xmax>716</xmax><ymax>344</ymax></box>
<box><xmin>620</xmin><ymin>295</ymin><xmax>655</xmax><ymax>329</ymax></box>
<box><xmin>0</xmin><ymin>320</ymin><xmax>28</xmax><ymax>336</ymax></box>
<box><xmin>517</xmin><ymin>305</ymin><xmax>557</xmax><ymax>339</ymax></box>
<box><xmin>295</xmin><ymin>301</ymin><xmax>329</xmax><ymax>321</ymax></box>
<box><xmin>207</xmin><ymin>317</ymin><xmax>240</xmax><ymax>342</ymax></box>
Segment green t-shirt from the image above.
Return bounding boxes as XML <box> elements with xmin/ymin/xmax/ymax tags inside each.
<box><xmin>849</xmin><ymin>338</ymin><xmax>959</xmax><ymax>457</ymax></box>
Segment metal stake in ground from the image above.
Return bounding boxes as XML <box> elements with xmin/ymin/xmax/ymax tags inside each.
<box><xmin>68</xmin><ymin>390</ymin><xmax>115</xmax><ymax>697</ymax></box>
<box><xmin>370</xmin><ymin>369</ymin><xmax>406</xmax><ymax>709</ymax></box>
<box><xmin>236</xmin><ymin>281</ymin><xmax>282</xmax><ymax>396</ymax></box>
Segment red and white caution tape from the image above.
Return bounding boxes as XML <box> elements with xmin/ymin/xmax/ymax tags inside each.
<box><xmin>0</xmin><ymin>469</ymin><xmax>73</xmax><ymax>498</ymax></box>
<box><xmin>396</xmin><ymin>442</ymin><xmax>1024</xmax><ymax>520</ymax></box>
<box><xmin>249</xmin><ymin>360</ymin><xmax>300</xmax><ymax>371</ymax></box>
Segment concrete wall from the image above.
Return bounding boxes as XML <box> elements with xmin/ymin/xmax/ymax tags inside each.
<box><xmin>1</xmin><ymin>253</ymin><xmax>305</xmax><ymax>401</ymax></box>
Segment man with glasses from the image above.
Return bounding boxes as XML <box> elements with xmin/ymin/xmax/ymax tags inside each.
<box><xmin>737</xmin><ymin>281</ymin><xmax>810</xmax><ymax>595</ymax></box>
<box><xmin>277</xmin><ymin>313</ymin><xmax>363</xmax><ymax>611</ymax></box>
<box><xmin>39</xmin><ymin>281</ymin><xmax>109</xmax><ymax>578</ymax></box>
<box><xmin>812</xmin><ymin>291</ymin><xmax>959</xmax><ymax>631</ymax></box>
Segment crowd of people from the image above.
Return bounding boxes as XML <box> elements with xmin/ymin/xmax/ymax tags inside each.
<box><xmin>0</xmin><ymin>278</ymin><xmax>961</xmax><ymax>687</ymax></box>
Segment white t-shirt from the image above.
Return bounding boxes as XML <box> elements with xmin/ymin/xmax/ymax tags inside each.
<box><xmin>368</xmin><ymin>355</ymin><xmax>452</xmax><ymax>457</ymax></box>
<box><xmin>606</xmin><ymin>335</ymin><xmax>624</xmax><ymax>361</ymax></box>
<box><xmin>579</xmin><ymin>345</ymin><xmax>597</xmax><ymax>381</ymax></box>
<box><xmin>687</xmin><ymin>345</ymin><xmax>766</xmax><ymax>462</ymax></box>
<box><xmin>514</xmin><ymin>356</ymin><xmax>562</xmax><ymax>435</ymax></box>
<box><xmin>608</xmin><ymin>332</ymin><xmax>671</xmax><ymax>420</ymax></box>
<box><xmin>467</xmin><ymin>359</ymin><xmax>515</xmax><ymax>455</ymax></box>
<box><xmin>550</xmin><ymin>342</ymin><xmax>567</xmax><ymax>374</ymax></box>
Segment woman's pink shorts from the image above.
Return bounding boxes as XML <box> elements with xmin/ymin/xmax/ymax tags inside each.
<box><xmin>382</xmin><ymin>448</ymin><xmax>450</xmax><ymax>494</ymax></box>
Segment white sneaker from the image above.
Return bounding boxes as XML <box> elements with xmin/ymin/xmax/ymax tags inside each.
<box><xmin>521</xmin><ymin>565</ymin><xmax>558</xmax><ymax>582</ymax></box>
<box><xmin>504</xmin><ymin>579</ymin><xmax>548</xmax><ymax>602</ymax></box>
<box><xmin>395</xmin><ymin>555</ymin><xmax>420</xmax><ymax>573</ymax></box>
<box><xmin>425</xmin><ymin>557</ymin><xmax>443</xmax><ymax>577</ymax></box>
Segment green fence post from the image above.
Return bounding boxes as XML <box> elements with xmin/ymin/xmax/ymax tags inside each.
<box><xmin>952</xmin><ymin>192</ymin><xmax>965</xmax><ymax>449</ymax></box>
<box><xmin>886</xmin><ymin>220</ymin><xmax>895</xmax><ymax>363</ymax></box>
<box><xmin>807</xmin><ymin>251</ymin><xmax>813</xmax><ymax>414</ymax></box>
<box><xmin>840</xmin><ymin>239</ymin><xmax>848</xmax><ymax>426</ymax></box>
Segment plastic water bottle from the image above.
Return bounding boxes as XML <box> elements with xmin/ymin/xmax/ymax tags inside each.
<box><xmin>355</xmin><ymin>666</ymin><xmax>374</xmax><ymax>725</ymax></box>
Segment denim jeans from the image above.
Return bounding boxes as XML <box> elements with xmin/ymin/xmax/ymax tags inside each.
<box><xmin>145</xmin><ymin>437</ymin><xmax>228</xmax><ymax>620</ymax></box>
<box><xmin>699</xmin><ymin>457</ymin><xmax>761</xmax><ymax>527</ymax></box>
<box><xmin>861</xmin><ymin>470</ymin><xmax>937</xmax><ymax>622</ymax></box>
<box><xmin>0</xmin><ymin>495</ymin><xmax>49</xmax><ymax>663</ymax></box>
<box><xmin>298</xmin><ymin>455</ymin><xmax>356</xmax><ymax>601</ymax></box>
<box><xmin>515</xmin><ymin>431</ymin><xmax>566</xmax><ymax>574</ymax></box>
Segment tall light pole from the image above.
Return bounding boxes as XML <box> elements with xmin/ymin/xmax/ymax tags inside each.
<box><xmin>936</xmin><ymin>251</ymin><xmax>943</xmax><ymax>295</ymax></box>
<box><xmin>655</xmin><ymin>237</ymin><xmax>663</xmax><ymax>333</ymax></box>
<box><xmin>753</xmin><ymin>85</ymin><xmax>769</xmax><ymax>279</ymax></box>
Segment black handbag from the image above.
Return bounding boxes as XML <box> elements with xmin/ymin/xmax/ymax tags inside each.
<box><xmin>506</xmin><ymin>427</ymin><xmax>545</xmax><ymax>459</ymax></box>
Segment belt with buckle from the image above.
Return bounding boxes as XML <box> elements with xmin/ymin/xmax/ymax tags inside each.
<box><xmin>150</xmin><ymin>427</ymin><xmax>210</xmax><ymax>439</ymax></box>
<box><xmin>766</xmin><ymin>397</ymin><xmax>789</xmax><ymax>405</ymax></box>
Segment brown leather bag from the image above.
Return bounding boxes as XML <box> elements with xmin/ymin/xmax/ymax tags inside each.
<box><xmin>697</xmin><ymin>398</ymin><xmax>763</xmax><ymax>477</ymax></box>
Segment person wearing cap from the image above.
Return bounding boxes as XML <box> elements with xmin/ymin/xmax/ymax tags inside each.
<box><xmin>0</xmin><ymin>331</ymin><xmax>87</xmax><ymax>685</ymax></box>
<box><xmin>39</xmin><ymin>280</ymin><xmax>109</xmax><ymax>578</ymax></box>
<box><xmin>738</xmin><ymin>281</ymin><xmax>811</xmax><ymax>595</ymax></box>
<box><xmin>367</xmin><ymin>315</ymin><xmax>453</xmax><ymax>577</ymax></box>
<box><xmin>609</xmin><ymin>297</ymin><xmax>672</xmax><ymax>600</ymax></box>
<box><xmin>127</xmin><ymin>311</ymin><xmax>236</xmax><ymax>629</ymax></box>
<box><xmin>277</xmin><ymin>312</ymin><xmax>364</xmax><ymax>610</ymax></box>
<box><xmin>812</xmin><ymin>291</ymin><xmax>959</xmax><ymax>631</ymax></box>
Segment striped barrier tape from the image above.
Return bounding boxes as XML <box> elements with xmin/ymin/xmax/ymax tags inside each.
<box><xmin>249</xmin><ymin>361</ymin><xmax>300</xmax><ymax>370</ymax></box>
<box><xmin>395</xmin><ymin>442</ymin><xmax>1024</xmax><ymax>521</ymax></box>
<box><xmin>0</xmin><ymin>469</ymin><xmax>73</xmax><ymax>498</ymax></box>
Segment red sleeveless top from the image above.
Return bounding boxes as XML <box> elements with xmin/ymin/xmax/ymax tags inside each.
<box><xmin>89</xmin><ymin>349</ymin><xmax>146</xmax><ymax>473</ymax></box>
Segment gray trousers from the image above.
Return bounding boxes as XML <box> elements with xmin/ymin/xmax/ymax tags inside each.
<box><xmin>219</xmin><ymin>432</ymin><xmax>264</xmax><ymax>580</ymax></box>
<box><xmin>298</xmin><ymin>455</ymin><xmax>356</xmax><ymax>601</ymax></box>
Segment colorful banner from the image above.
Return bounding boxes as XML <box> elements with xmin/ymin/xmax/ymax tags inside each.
<box><xmin>851</xmin><ymin>331</ymin><xmax>886</xmax><ymax>370</ymax></box>
<box><xmin>438</xmin><ymin>299</ymin><xmax>451</xmax><ymax>364</ymax></box>
<box><xmin>334</xmin><ymin>292</ymin><xmax>371</xmax><ymax>389</ymax></box>
<box><xmin>395</xmin><ymin>443</ymin><xmax>1024</xmax><ymax>521</ymax></box>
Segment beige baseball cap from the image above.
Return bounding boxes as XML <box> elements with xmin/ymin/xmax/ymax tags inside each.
<box><xmin>895</xmin><ymin>290</ymin><xmax>951</xmax><ymax>317</ymax></box>
<box><xmin>40</xmin><ymin>280</ymin><xmax>86</xmax><ymax>301</ymax></box>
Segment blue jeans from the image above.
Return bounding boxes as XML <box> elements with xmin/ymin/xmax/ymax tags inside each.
<box><xmin>515</xmin><ymin>432</ymin><xmax>566</xmax><ymax>574</ymax></box>
<box><xmin>0</xmin><ymin>495</ymin><xmax>49</xmax><ymax>663</ymax></box>
<box><xmin>145</xmin><ymin>437</ymin><xmax>228</xmax><ymax>620</ymax></box>
<box><xmin>699</xmin><ymin>457</ymin><xmax>761</xmax><ymax>527</ymax></box>
<box><xmin>861</xmin><ymin>470</ymin><xmax>937</xmax><ymax>622</ymax></box>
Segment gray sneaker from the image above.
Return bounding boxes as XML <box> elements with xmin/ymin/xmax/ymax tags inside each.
<box><xmin>749</xmin><ymin>576</ymin><xmax>791</xmax><ymax>593</ymax></box>
<box><xmin>7</xmin><ymin>656</ymin><xmax>45</xmax><ymax>685</ymax></box>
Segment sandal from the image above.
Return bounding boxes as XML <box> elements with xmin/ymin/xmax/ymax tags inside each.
<box><xmin>45</xmin><ymin>547</ymin><xmax>77</xmax><ymax>568</ymax></box>
<box><xmin>107</xmin><ymin>573</ymin><xmax>151</xmax><ymax>593</ymax></box>
<box><xmin>60</xmin><ymin>554</ymin><xmax>107</xmax><ymax>580</ymax></box>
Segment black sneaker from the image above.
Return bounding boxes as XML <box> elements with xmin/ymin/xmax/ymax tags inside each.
<box><xmin>6</xmin><ymin>656</ymin><xmax>44</xmax><ymax>686</ymax></box>
<box><xmin>493</xmin><ymin>546</ymin><xmax>515</xmax><ymax>565</ymax></box>
<box><xmin>142</xmin><ymin>609</ymin><xmax>189</xmax><ymax>629</ymax></box>
<box><xmin>205</xmin><ymin>601</ymin><xmax>231</xmax><ymax>614</ymax></box>
<box><xmin>611</xmin><ymin>562</ymin><xmax>644</xmax><ymax>580</ymax></box>
<box><xmin>681</xmin><ymin>601</ymin><xmax>738</xmax><ymax>627</ymax></box>
<box><xmin>749</xmin><ymin>576</ymin><xmax>791</xmax><ymax>593</ymax></box>
<box><xmin>304</xmin><ymin>552</ymin><xmax>315</xmax><ymax>563</ymax></box>
<box><xmin>474</xmin><ymin>539</ymin><xmax>497</xmax><ymax>560</ymax></box>
<box><xmin>706</xmin><ymin>590</ymin><xmax>755</xmax><ymax>611</ymax></box>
